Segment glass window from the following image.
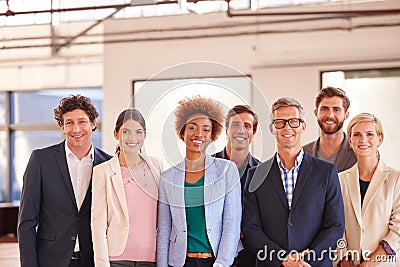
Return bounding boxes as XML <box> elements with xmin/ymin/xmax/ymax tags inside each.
<box><xmin>0</xmin><ymin>131</ymin><xmax>8</xmax><ymax>203</ymax></box>
<box><xmin>321</xmin><ymin>68</ymin><xmax>400</xmax><ymax>169</ymax></box>
<box><xmin>0</xmin><ymin>88</ymin><xmax>103</xmax><ymax>203</ymax></box>
<box><xmin>12</xmin><ymin>89</ymin><xmax>103</xmax><ymax>125</ymax></box>
<box><xmin>11</xmin><ymin>131</ymin><xmax>62</xmax><ymax>201</ymax></box>
<box><xmin>0</xmin><ymin>93</ymin><xmax>6</xmax><ymax>125</ymax></box>
<box><xmin>133</xmin><ymin>76</ymin><xmax>252</xmax><ymax>169</ymax></box>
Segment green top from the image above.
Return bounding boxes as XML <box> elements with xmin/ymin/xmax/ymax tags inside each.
<box><xmin>184</xmin><ymin>176</ymin><xmax>212</xmax><ymax>253</ymax></box>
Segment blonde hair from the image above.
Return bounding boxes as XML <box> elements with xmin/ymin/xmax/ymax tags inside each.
<box><xmin>347</xmin><ymin>112</ymin><xmax>384</xmax><ymax>140</ymax></box>
<box><xmin>174</xmin><ymin>95</ymin><xmax>224</xmax><ymax>141</ymax></box>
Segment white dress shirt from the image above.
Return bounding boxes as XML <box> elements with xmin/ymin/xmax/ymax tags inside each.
<box><xmin>65</xmin><ymin>143</ymin><xmax>94</xmax><ymax>252</ymax></box>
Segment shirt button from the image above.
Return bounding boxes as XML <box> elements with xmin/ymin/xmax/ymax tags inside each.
<box><xmin>207</xmin><ymin>229</ymin><xmax>211</xmax><ymax>233</ymax></box>
<box><xmin>288</xmin><ymin>222</ymin><xmax>293</xmax><ymax>227</ymax></box>
<box><xmin>71</xmin><ymin>236</ymin><xmax>76</xmax><ymax>241</ymax></box>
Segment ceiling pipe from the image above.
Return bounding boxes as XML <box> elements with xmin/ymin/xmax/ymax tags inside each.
<box><xmin>54</xmin><ymin>5</ymin><xmax>127</xmax><ymax>53</ymax></box>
<box><xmin>2</xmin><ymin>19</ymin><xmax>400</xmax><ymax>50</ymax></box>
<box><xmin>226</xmin><ymin>0</ymin><xmax>400</xmax><ymax>17</ymax></box>
<box><xmin>0</xmin><ymin>1</ymin><xmax>178</xmax><ymax>17</ymax></box>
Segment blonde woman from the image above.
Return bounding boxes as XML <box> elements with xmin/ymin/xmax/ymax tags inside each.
<box><xmin>338</xmin><ymin>113</ymin><xmax>399</xmax><ymax>267</ymax></box>
<box><xmin>91</xmin><ymin>109</ymin><xmax>162</xmax><ymax>267</ymax></box>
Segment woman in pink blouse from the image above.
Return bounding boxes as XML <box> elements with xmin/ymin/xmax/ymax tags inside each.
<box><xmin>91</xmin><ymin>109</ymin><xmax>162</xmax><ymax>267</ymax></box>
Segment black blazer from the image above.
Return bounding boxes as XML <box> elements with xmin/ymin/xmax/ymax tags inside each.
<box><xmin>242</xmin><ymin>153</ymin><xmax>345</xmax><ymax>267</ymax></box>
<box><xmin>18</xmin><ymin>141</ymin><xmax>112</xmax><ymax>267</ymax></box>
<box><xmin>213</xmin><ymin>147</ymin><xmax>260</xmax><ymax>193</ymax></box>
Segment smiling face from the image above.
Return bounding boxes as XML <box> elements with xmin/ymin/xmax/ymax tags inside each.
<box><xmin>349</xmin><ymin>121</ymin><xmax>382</xmax><ymax>159</ymax></box>
<box><xmin>114</xmin><ymin>119</ymin><xmax>146</xmax><ymax>155</ymax></box>
<box><xmin>270</xmin><ymin>106</ymin><xmax>306</xmax><ymax>152</ymax></box>
<box><xmin>226</xmin><ymin>112</ymin><xmax>256</xmax><ymax>152</ymax></box>
<box><xmin>181</xmin><ymin>113</ymin><xmax>212</xmax><ymax>158</ymax></box>
<box><xmin>62</xmin><ymin>109</ymin><xmax>95</xmax><ymax>153</ymax></box>
<box><xmin>315</xmin><ymin>96</ymin><xmax>349</xmax><ymax>135</ymax></box>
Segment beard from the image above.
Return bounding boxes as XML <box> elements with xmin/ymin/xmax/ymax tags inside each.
<box><xmin>318</xmin><ymin>119</ymin><xmax>344</xmax><ymax>134</ymax></box>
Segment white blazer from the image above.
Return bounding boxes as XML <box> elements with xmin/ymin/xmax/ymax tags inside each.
<box><xmin>338</xmin><ymin>161</ymin><xmax>400</xmax><ymax>266</ymax></box>
<box><xmin>91</xmin><ymin>154</ymin><xmax>162</xmax><ymax>267</ymax></box>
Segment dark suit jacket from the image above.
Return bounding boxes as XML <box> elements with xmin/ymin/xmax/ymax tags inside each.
<box><xmin>213</xmin><ymin>148</ymin><xmax>260</xmax><ymax>194</ymax></box>
<box><xmin>18</xmin><ymin>141</ymin><xmax>112</xmax><ymax>267</ymax></box>
<box><xmin>242</xmin><ymin>152</ymin><xmax>344</xmax><ymax>267</ymax></box>
<box><xmin>303</xmin><ymin>133</ymin><xmax>357</xmax><ymax>172</ymax></box>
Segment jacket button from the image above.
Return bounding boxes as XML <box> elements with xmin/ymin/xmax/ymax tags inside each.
<box><xmin>71</xmin><ymin>236</ymin><xmax>76</xmax><ymax>241</ymax></box>
<box><xmin>288</xmin><ymin>222</ymin><xmax>293</xmax><ymax>227</ymax></box>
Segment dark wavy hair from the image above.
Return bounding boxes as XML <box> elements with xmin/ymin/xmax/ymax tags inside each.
<box><xmin>54</xmin><ymin>95</ymin><xmax>99</xmax><ymax>131</ymax></box>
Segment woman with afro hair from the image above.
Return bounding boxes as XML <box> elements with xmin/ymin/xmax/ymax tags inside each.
<box><xmin>157</xmin><ymin>96</ymin><xmax>242</xmax><ymax>267</ymax></box>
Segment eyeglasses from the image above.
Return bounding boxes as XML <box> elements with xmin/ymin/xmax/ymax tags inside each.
<box><xmin>271</xmin><ymin>118</ymin><xmax>304</xmax><ymax>129</ymax></box>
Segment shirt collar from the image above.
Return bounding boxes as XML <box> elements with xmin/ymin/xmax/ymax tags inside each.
<box><xmin>276</xmin><ymin>149</ymin><xmax>304</xmax><ymax>170</ymax></box>
<box><xmin>65</xmin><ymin>142</ymin><xmax>94</xmax><ymax>162</ymax></box>
<box><xmin>222</xmin><ymin>147</ymin><xmax>253</xmax><ymax>166</ymax></box>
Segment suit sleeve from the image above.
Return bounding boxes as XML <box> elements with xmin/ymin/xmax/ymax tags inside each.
<box><xmin>242</xmin><ymin>166</ymin><xmax>287</xmax><ymax>267</ymax></box>
<box><xmin>17</xmin><ymin>151</ymin><xmax>41</xmax><ymax>267</ymax></box>
<box><xmin>91</xmin><ymin>166</ymin><xmax>111</xmax><ymax>267</ymax></box>
<box><xmin>383</xmin><ymin>170</ymin><xmax>400</xmax><ymax>253</ymax></box>
<box><xmin>214</xmin><ymin>162</ymin><xmax>242</xmax><ymax>267</ymax></box>
<box><xmin>308</xmin><ymin>165</ymin><xmax>345</xmax><ymax>264</ymax></box>
<box><xmin>157</xmin><ymin>173</ymin><xmax>172</xmax><ymax>267</ymax></box>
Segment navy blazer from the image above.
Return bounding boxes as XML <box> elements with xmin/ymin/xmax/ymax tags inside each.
<box><xmin>18</xmin><ymin>141</ymin><xmax>112</xmax><ymax>267</ymax></box>
<box><xmin>242</xmin><ymin>152</ymin><xmax>344</xmax><ymax>267</ymax></box>
<box><xmin>213</xmin><ymin>147</ymin><xmax>260</xmax><ymax>195</ymax></box>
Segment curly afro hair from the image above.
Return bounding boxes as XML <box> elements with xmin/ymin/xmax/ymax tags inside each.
<box><xmin>175</xmin><ymin>95</ymin><xmax>224</xmax><ymax>141</ymax></box>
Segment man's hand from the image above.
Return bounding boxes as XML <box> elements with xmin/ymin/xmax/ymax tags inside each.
<box><xmin>339</xmin><ymin>259</ymin><xmax>352</xmax><ymax>267</ymax></box>
<box><xmin>282</xmin><ymin>250</ymin><xmax>310</xmax><ymax>267</ymax></box>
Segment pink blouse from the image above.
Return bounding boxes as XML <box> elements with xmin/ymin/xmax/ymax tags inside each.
<box><xmin>109</xmin><ymin>165</ymin><xmax>158</xmax><ymax>262</ymax></box>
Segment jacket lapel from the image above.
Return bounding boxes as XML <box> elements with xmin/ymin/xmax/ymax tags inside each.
<box><xmin>109</xmin><ymin>155</ymin><xmax>129</xmax><ymax>219</ymax></box>
<box><xmin>291</xmin><ymin>154</ymin><xmax>311</xmax><ymax>210</ymax></box>
<box><xmin>204</xmin><ymin>155</ymin><xmax>216</xmax><ymax>217</ymax></box>
<box><xmin>172</xmin><ymin>160</ymin><xmax>187</xmax><ymax>229</ymax></box>
<box><xmin>55</xmin><ymin>142</ymin><xmax>78</xmax><ymax>211</ymax></box>
<box><xmin>344</xmin><ymin>164</ymin><xmax>362</xmax><ymax>226</ymax></box>
<box><xmin>361</xmin><ymin>161</ymin><xmax>389</xmax><ymax>217</ymax></box>
<box><xmin>269</xmin><ymin>156</ymin><xmax>290</xmax><ymax>210</ymax></box>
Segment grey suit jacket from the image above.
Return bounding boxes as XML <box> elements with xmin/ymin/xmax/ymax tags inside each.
<box><xmin>157</xmin><ymin>154</ymin><xmax>242</xmax><ymax>267</ymax></box>
<box><xmin>18</xmin><ymin>141</ymin><xmax>111</xmax><ymax>267</ymax></box>
<box><xmin>303</xmin><ymin>133</ymin><xmax>356</xmax><ymax>172</ymax></box>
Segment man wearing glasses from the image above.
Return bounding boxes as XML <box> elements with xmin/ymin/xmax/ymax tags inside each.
<box><xmin>242</xmin><ymin>97</ymin><xmax>344</xmax><ymax>267</ymax></box>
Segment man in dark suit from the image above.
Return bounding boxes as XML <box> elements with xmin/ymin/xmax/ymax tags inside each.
<box><xmin>214</xmin><ymin>104</ymin><xmax>260</xmax><ymax>267</ymax></box>
<box><xmin>242</xmin><ymin>97</ymin><xmax>344</xmax><ymax>267</ymax></box>
<box><xmin>18</xmin><ymin>95</ymin><xmax>112</xmax><ymax>267</ymax></box>
<box><xmin>303</xmin><ymin>86</ymin><xmax>356</xmax><ymax>172</ymax></box>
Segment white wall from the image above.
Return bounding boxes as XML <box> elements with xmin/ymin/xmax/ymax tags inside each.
<box><xmin>102</xmin><ymin>8</ymin><xmax>400</xmax><ymax>162</ymax></box>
